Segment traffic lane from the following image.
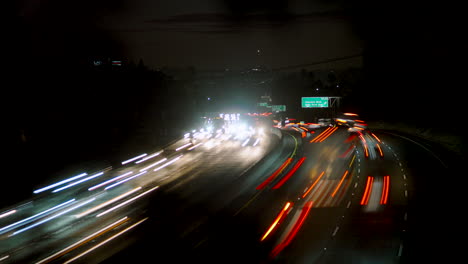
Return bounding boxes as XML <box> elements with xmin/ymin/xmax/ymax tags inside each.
<box><xmin>188</xmin><ymin>128</ymin><xmax>358</xmax><ymax>262</ymax></box>
<box><xmin>289</xmin><ymin>138</ymin><xmax>408</xmax><ymax>264</ymax></box>
<box><xmin>1</xmin><ymin>184</ymin><xmax>156</xmax><ymax>263</ymax></box>
<box><xmin>98</xmin><ymin>131</ymin><xmax>299</xmax><ymax>263</ymax></box>
<box><xmin>0</xmin><ymin>134</ymin><xmax>275</xmax><ymax>263</ymax></box>
<box><xmin>255</xmin><ymin>128</ymin><xmax>405</xmax><ymax>262</ymax></box>
<box><xmin>372</xmin><ymin>131</ymin><xmax>465</xmax><ymax>263</ymax></box>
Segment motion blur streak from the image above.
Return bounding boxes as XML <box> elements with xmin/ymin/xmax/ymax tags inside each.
<box><xmin>35</xmin><ymin>217</ymin><xmax>129</xmax><ymax>264</ymax></box>
<box><xmin>253</xmin><ymin>138</ymin><xmax>260</xmax><ymax>147</ymax></box>
<box><xmin>188</xmin><ymin>142</ymin><xmax>203</xmax><ymax>150</ymax></box>
<box><xmin>0</xmin><ymin>255</ymin><xmax>9</xmax><ymax>261</ymax></box>
<box><xmin>380</xmin><ymin>176</ymin><xmax>390</xmax><ymax>204</ymax></box>
<box><xmin>371</xmin><ymin>133</ymin><xmax>381</xmax><ymax>143</ymax></box>
<box><xmin>270</xmin><ymin>201</ymin><xmax>313</xmax><ymax>258</ymax></box>
<box><xmin>134</xmin><ymin>150</ymin><xmax>164</xmax><ymax>164</ymax></box>
<box><xmin>331</xmin><ymin>170</ymin><xmax>349</xmax><ymax>197</ymax></box>
<box><xmin>121</xmin><ymin>153</ymin><xmax>147</xmax><ymax>165</ymax></box>
<box><xmin>104</xmin><ymin>171</ymin><xmax>148</xmax><ymax>190</ymax></box>
<box><xmin>0</xmin><ymin>210</ymin><xmax>16</xmax><ymax>219</ymax></box>
<box><xmin>340</xmin><ymin>145</ymin><xmax>355</xmax><ymax>158</ymax></box>
<box><xmin>62</xmin><ymin>217</ymin><xmax>149</xmax><ymax>264</ymax></box>
<box><xmin>318</xmin><ymin>127</ymin><xmax>338</xmax><ymax>142</ymax></box>
<box><xmin>0</xmin><ymin>199</ymin><xmax>75</xmax><ymax>234</ymax></box>
<box><xmin>76</xmin><ymin>187</ymin><xmax>141</xmax><ymax>218</ymax></box>
<box><xmin>139</xmin><ymin>158</ymin><xmax>167</xmax><ymax>172</ymax></box>
<box><xmin>176</xmin><ymin>143</ymin><xmax>192</xmax><ymax>151</ymax></box>
<box><xmin>10</xmin><ymin>198</ymin><xmax>96</xmax><ymax>236</ymax></box>
<box><xmin>33</xmin><ymin>173</ymin><xmax>87</xmax><ymax>194</ymax></box>
<box><xmin>153</xmin><ymin>155</ymin><xmax>183</xmax><ymax>172</ymax></box>
<box><xmin>272</xmin><ymin>157</ymin><xmax>306</xmax><ymax>189</ymax></box>
<box><xmin>310</xmin><ymin>127</ymin><xmax>332</xmax><ymax>143</ymax></box>
<box><xmin>256</xmin><ymin>158</ymin><xmax>293</xmax><ymax>190</ymax></box>
<box><xmin>96</xmin><ymin>186</ymin><xmax>159</xmax><ymax>217</ymax></box>
<box><xmin>261</xmin><ymin>202</ymin><xmax>292</xmax><ymax>241</ymax></box>
<box><xmin>302</xmin><ymin>171</ymin><xmax>325</xmax><ymax>199</ymax></box>
<box><xmin>360</xmin><ymin>176</ymin><xmax>374</xmax><ymax>205</ymax></box>
<box><xmin>376</xmin><ymin>143</ymin><xmax>384</xmax><ymax>157</ymax></box>
<box><xmin>88</xmin><ymin>171</ymin><xmax>134</xmax><ymax>191</ymax></box>
<box><xmin>52</xmin><ymin>172</ymin><xmax>105</xmax><ymax>193</ymax></box>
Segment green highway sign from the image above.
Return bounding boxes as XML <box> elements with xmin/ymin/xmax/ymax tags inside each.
<box><xmin>301</xmin><ymin>97</ymin><xmax>329</xmax><ymax>108</ymax></box>
<box><xmin>271</xmin><ymin>105</ymin><xmax>286</xmax><ymax>112</ymax></box>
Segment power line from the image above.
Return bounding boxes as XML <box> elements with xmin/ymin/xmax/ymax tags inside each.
<box><xmin>272</xmin><ymin>53</ymin><xmax>363</xmax><ymax>71</ymax></box>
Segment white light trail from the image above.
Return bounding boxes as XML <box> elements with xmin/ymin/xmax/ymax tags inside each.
<box><xmin>153</xmin><ymin>155</ymin><xmax>183</xmax><ymax>172</ymax></box>
<box><xmin>188</xmin><ymin>142</ymin><xmax>203</xmax><ymax>150</ymax></box>
<box><xmin>121</xmin><ymin>153</ymin><xmax>147</xmax><ymax>165</ymax></box>
<box><xmin>253</xmin><ymin>138</ymin><xmax>260</xmax><ymax>146</ymax></box>
<box><xmin>52</xmin><ymin>172</ymin><xmax>105</xmax><ymax>193</ymax></box>
<box><xmin>139</xmin><ymin>158</ymin><xmax>167</xmax><ymax>172</ymax></box>
<box><xmin>176</xmin><ymin>143</ymin><xmax>192</xmax><ymax>151</ymax></box>
<box><xmin>88</xmin><ymin>171</ymin><xmax>133</xmax><ymax>191</ymax></box>
<box><xmin>0</xmin><ymin>210</ymin><xmax>16</xmax><ymax>219</ymax></box>
<box><xmin>76</xmin><ymin>187</ymin><xmax>141</xmax><ymax>218</ymax></box>
<box><xmin>0</xmin><ymin>199</ymin><xmax>76</xmax><ymax>234</ymax></box>
<box><xmin>10</xmin><ymin>198</ymin><xmax>96</xmax><ymax>236</ymax></box>
<box><xmin>134</xmin><ymin>150</ymin><xmax>164</xmax><ymax>164</ymax></box>
<box><xmin>104</xmin><ymin>171</ymin><xmax>148</xmax><ymax>190</ymax></box>
<box><xmin>0</xmin><ymin>255</ymin><xmax>9</xmax><ymax>262</ymax></box>
<box><xmin>63</xmin><ymin>217</ymin><xmax>148</xmax><ymax>264</ymax></box>
<box><xmin>35</xmin><ymin>217</ymin><xmax>128</xmax><ymax>264</ymax></box>
<box><xmin>33</xmin><ymin>173</ymin><xmax>87</xmax><ymax>194</ymax></box>
<box><xmin>97</xmin><ymin>186</ymin><xmax>159</xmax><ymax>217</ymax></box>
<box><xmin>242</xmin><ymin>138</ymin><xmax>250</xmax><ymax>147</ymax></box>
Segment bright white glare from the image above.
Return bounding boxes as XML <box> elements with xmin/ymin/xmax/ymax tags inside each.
<box><xmin>135</xmin><ymin>150</ymin><xmax>164</xmax><ymax>164</ymax></box>
<box><xmin>184</xmin><ymin>133</ymin><xmax>190</xmax><ymax>138</ymax></box>
<box><xmin>153</xmin><ymin>155</ymin><xmax>183</xmax><ymax>172</ymax></box>
<box><xmin>139</xmin><ymin>158</ymin><xmax>167</xmax><ymax>172</ymax></box>
<box><xmin>97</xmin><ymin>186</ymin><xmax>159</xmax><ymax>217</ymax></box>
<box><xmin>121</xmin><ymin>153</ymin><xmax>147</xmax><ymax>165</ymax></box>
<box><xmin>35</xmin><ymin>217</ymin><xmax>128</xmax><ymax>264</ymax></box>
<box><xmin>104</xmin><ymin>171</ymin><xmax>148</xmax><ymax>190</ymax></box>
<box><xmin>0</xmin><ymin>199</ymin><xmax>75</xmax><ymax>234</ymax></box>
<box><xmin>176</xmin><ymin>142</ymin><xmax>192</xmax><ymax>151</ymax></box>
<box><xmin>242</xmin><ymin>138</ymin><xmax>250</xmax><ymax>147</ymax></box>
<box><xmin>52</xmin><ymin>172</ymin><xmax>104</xmax><ymax>193</ymax></box>
<box><xmin>10</xmin><ymin>198</ymin><xmax>96</xmax><ymax>236</ymax></box>
<box><xmin>0</xmin><ymin>210</ymin><xmax>16</xmax><ymax>219</ymax></box>
<box><xmin>76</xmin><ymin>187</ymin><xmax>141</xmax><ymax>218</ymax></box>
<box><xmin>188</xmin><ymin>143</ymin><xmax>203</xmax><ymax>150</ymax></box>
<box><xmin>34</xmin><ymin>173</ymin><xmax>87</xmax><ymax>194</ymax></box>
<box><xmin>0</xmin><ymin>255</ymin><xmax>9</xmax><ymax>261</ymax></box>
<box><xmin>62</xmin><ymin>217</ymin><xmax>148</xmax><ymax>264</ymax></box>
<box><xmin>88</xmin><ymin>171</ymin><xmax>134</xmax><ymax>191</ymax></box>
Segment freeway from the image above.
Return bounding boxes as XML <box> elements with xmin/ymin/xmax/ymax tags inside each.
<box><xmin>0</xmin><ymin>117</ymin><xmax>460</xmax><ymax>263</ymax></box>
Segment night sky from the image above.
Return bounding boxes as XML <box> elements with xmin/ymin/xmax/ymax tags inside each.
<box><xmin>9</xmin><ymin>0</ymin><xmax>364</xmax><ymax>70</ymax></box>
<box><xmin>6</xmin><ymin>0</ymin><xmax>464</xmax><ymax>139</ymax></box>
